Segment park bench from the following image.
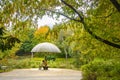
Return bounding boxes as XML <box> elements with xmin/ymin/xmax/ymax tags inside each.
<box><xmin>0</xmin><ymin>65</ymin><xmax>9</xmax><ymax>71</ymax></box>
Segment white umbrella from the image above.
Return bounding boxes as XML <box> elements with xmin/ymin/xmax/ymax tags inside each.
<box><xmin>31</xmin><ymin>42</ymin><xmax>61</xmax><ymax>58</ymax></box>
<box><xmin>31</xmin><ymin>42</ymin><xmax>61</xmax><ymax>53</ymax></box>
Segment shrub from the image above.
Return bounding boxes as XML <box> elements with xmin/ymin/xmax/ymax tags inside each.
<box><xmin>81</xmin><ymin>58</ymin><xmax>120</xmax><ymax>80</ymax></box>
<box><xmin>8</xmin><ymin>58</ymin><xmax>31</xmax><ymax>69</ymax></box>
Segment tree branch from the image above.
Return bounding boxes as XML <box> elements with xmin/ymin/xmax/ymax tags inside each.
<box><xmin>42</xmin><ymin>0</ymin><xmax>120</xmax><ymax>49</ymax></box>
<box><xmin>83</xmin><ymin>22</ymin><xmax>120</xmax><ymax>49</ymax></box>
<box><xmin>61</xmin><ymin>0</ymin><xmax>84</xmax><ymax>22</ymax></box>
<box><xmin>42</xmin><ymin>8</ymin><xmax>80</xmax><ymax>22</ymax></box>
<box><xmin>110</xmin><ymin>0</ymin><xmax>120</xmax><ymax>12</ymax></box>
<box><xmin>96</xmin><ymin>8</ymin><xmax>115</xmax><ymax>18</ymax></box>
<box><xmin>60</xmin><ymin>0</ymin><xmax>120</xmax><ymax>49</ymax></box>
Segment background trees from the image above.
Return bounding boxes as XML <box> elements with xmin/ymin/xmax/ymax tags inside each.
<box><xmin>0</xmin><ymin>0</ymin><xmax>120</xmax><ymax>61</ymax></box>
<box><xmin>1</xmin><ymin>0</ymin><xmax>120</xmax><ymax>48</ymax></box>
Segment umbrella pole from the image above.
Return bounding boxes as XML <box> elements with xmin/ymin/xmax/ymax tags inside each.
<box><xmin>31</xmin><ymin>52</ymin><xmax>33</xmax><ymax>59</ymax></box>
<box><xmin>64</xmin><ymin>49</ymin><xmax>68</xmax><ymax>66</ymax></box>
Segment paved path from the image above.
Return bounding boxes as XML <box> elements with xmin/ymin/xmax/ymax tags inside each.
<box><xmin>0</xmin><ymin>68</ymin><xmax>82</xmax><ymax>80</ymax></box>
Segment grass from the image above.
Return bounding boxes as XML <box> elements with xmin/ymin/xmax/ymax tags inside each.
<box><xmin>30</xmin><ymin>57</ymin><xmax>75</xmax><ymax>69</ymax></box>
<box><xmin>0</xmin><ymin>57</ymin><xmax>79</xmax><ymax>73</ymax></box>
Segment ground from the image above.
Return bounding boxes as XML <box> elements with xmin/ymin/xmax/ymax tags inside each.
<box><xmin>0</xmin><ymin>68</ymin><xmax>82</xmax><ymax>80</ymax></box>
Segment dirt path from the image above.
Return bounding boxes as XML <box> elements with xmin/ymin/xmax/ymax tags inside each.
<box><xmin>0</xmin><ymin>68</ymin><xmax>82</xmax><ymax>80</ymax></box>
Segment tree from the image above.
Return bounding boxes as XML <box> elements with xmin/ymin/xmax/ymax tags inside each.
<box><xmin>0</xmin><ymin>27</ymin><xmax>20</xmax><ymax>51</ymax></box>
<box><xmin>45</xmin><ymin>0</ymin><xmax>120</xmax><ymax>49</ymax></box>
<box><xmin>1</xmin><ymin>0</ymin><xmax>120</xmax><ymax>49</ymax></box>
<box><xmin>34</xmin><ymin>25</ymin><xmax>50</xmax><ymax>41</ymax></box>
<box><xmin>19</xmin><ymin>29</ymin><xmax>35</xmax><ymax>53</ymax></box>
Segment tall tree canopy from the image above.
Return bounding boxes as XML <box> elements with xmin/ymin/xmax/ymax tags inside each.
<box><xmin>0</xmin><ymin>0</ymin><xmax>120</xmax><ymax>50</ymax></box>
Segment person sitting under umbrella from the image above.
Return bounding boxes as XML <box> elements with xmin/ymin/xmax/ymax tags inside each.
<box><xmin>39</xmin><ymin>60</ymin><xmax>48</xmax><ymax>70</ymax></box>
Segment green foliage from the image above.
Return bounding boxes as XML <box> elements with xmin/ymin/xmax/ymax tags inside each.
<box><xmin>72</xmin><ymin>51</ymin><xmax>81</xmax><ymax>68</ymax></box>
<box><xmin>81</xmin><ymin>58</ymin><xmax>120</xmax><ymax>80</ymax></box>
<box><xmin>47</xmin><ymin>58</ymin><xmax>75</xmax><ymax>69</ymax></box>
<box><xmin>8</xmin><ymin>58</ymin><xmax>31</xmax><ymax>69</ymax></box>
<box><xmin>0</xmin><ymin>28</ymin><xmax>20</xmax><ymax>51</ymax></box>
<box><xmin>9</xmin><ymin>57</ymin><xmax>76</xmax><ymax>69</ymax></box>
<box><xmin>86</xmin><ymin>0</ymin><xmax>120</xmax><ymax>48</ymax></box>
<box><xmin>0</xmin><ymin>58</ymin><xmax>12</xmax><ymax>73</ymax></box>
<box><xmin>52</xmin><ymin>19</ymin><xmax>120</xmax><ymax>69</ymax></box>
<box><xmin>0</xmin><ymin>43</ymin><xmax>20</xmax><ymax>60</ymax></box>
<box><xmin>0</xmin><ymin>57</ymin><xmax>75</xmax><ymax>69</ymax></box>
<box><xmin>0</xmin><ymin>27</ymin><xmax>4</xmax><ymax>36</ymax></box>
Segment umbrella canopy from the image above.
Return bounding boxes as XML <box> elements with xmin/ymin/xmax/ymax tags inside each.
<box><xmin>31</xmin><ymin>42</ymin><xmax>61</xmax><ymax>53</ymax></box>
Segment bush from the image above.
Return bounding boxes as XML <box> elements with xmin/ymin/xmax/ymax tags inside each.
<box><xmin>81</xmin><ymin>58</ymin><xmax>120</xmax><ymax>80</ymax></box>
<box><xmin>8</xmin><ymin>58</ymin><xmax>31</xmax><ymax>69</ymax></box>
<box><xmin>0</xmin><ymin>59</ymin><xmax>13</xmax><ymax>73</ymax></box>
